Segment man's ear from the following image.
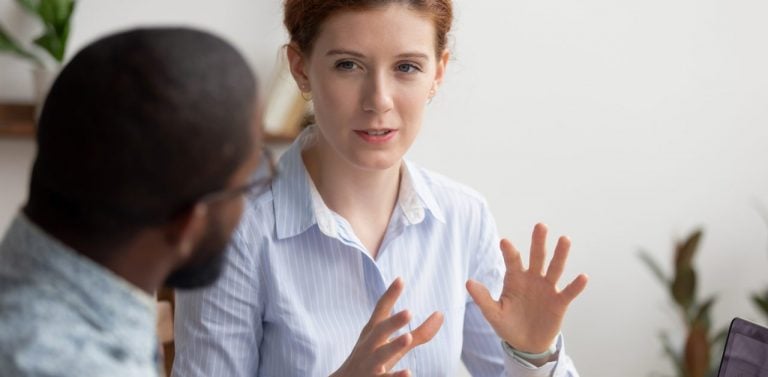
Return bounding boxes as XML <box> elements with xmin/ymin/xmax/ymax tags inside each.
<box><xmin>286</xmin><ymin>43</ymin><xmax>311</xmax><ymax>92</ymax></box>
<box><xmin>166</xmin><ymin>203</ymin><xmax>209</xmax><ymax>261</ymax></box>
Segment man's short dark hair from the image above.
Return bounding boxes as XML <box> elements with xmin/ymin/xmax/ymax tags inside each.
<box><xmin>25</xmin><ymin>27</ymin><xmax>258</xmax><ymax>245</ymax></box>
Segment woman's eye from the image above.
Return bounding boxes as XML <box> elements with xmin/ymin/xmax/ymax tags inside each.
<box><xmin>396</xmin><ymin>63</ymin><xmax>420</xmax><ymax>73</ymax></box>
<box><xmin>336</xmin><ymin>61</ymin><xmax>357</xmax><ymax>70</ymax></box>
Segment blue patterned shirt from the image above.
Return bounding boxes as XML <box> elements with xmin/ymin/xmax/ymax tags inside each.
<box><xmin>173</xmin><ymin>128</ymin><xmax>580</xmax><ymax>377</ymax></box>
<box><xmin>0</xmin><ymin>215</ymin><xmax>160</xmax><ymax>377</ymax></box>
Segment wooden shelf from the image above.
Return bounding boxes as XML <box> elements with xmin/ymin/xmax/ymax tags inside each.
<box><xmin>0</xmin><ymin>103</ymin><xmax>35</xmax><ymax>138</ymax></box>
<box><xmin>0</xmin><ymin>102</ymin><xmax>295</xmax><ymax>143</ymax></box>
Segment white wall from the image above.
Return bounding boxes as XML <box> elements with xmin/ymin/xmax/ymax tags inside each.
<box><xmin>2</xmin><ymin>1</ymin><xmax>768</xmax><ymax>376</ymax></box>
<box><xmin>413</xmin><ymin>1</ymin><xmax>768</xmax><ymax>376</ymax></box>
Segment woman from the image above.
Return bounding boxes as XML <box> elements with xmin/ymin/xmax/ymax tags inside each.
<box><xmin>173</xmin><ymin>1</ymin><xmax>588</xmax><ymax>376</ymax></box>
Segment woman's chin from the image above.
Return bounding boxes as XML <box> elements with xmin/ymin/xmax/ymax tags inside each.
<box><xmin>348</xmin><ymin>151</ymin><xmax>403</xmax><ymax>172</ymax></box>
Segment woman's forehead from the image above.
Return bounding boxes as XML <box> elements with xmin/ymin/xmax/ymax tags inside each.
<box><xmin>313</xmin><ymin>5</ymin><xmax>436</xmax><ymax>57</ymax></box>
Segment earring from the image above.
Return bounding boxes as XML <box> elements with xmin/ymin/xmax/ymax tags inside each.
<box><xmin>300</xmin><ymin>84</ymin><xmax>312</xmax><ymax>101</ymax></box>
<box><xmin>427</xmin><ymin>88</ymin><xmax>436</xmax><ymax>104</ymax></box>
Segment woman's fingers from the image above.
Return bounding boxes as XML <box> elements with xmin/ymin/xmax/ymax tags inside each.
<box><xmin>500</xmin><ymin>239</ymin><xmax>524</xmax><ymax>273</ymax></box>
<box><xmin>561</xmin><ymin>273</ymin><xmax>589</xmax><ymax>304</ymax></box>
<box><xmin>382</xmin><ymin>311</ymin><xmax>444</xmax><ymax>370</ymax></box>
<box><xmin>466</xmin><ymin>279</ymin><xmax>498</xmax><ymax>325</ymax></box>
<box><xmin>367</xmin><ymin>309</ymin><xmax>412</xmax><ymax>346</ymax></box>
<box><xmin>529</xmin><ymin>223</ymin><xmax>548</xmax><ymax>275</ymax></box>
<box><xmin>371</xmin><ymin>332</ymin><xmax>413</xmax><ymax>370</ymax></box>
<box><xmin>410</xmin><ymin>311</ymin><xmax>444</xmax><ymax>347</ymax></box>
<box><xmin>382</xmin><ymin>370</ymin><xmax>412</xmax><ymax>377</ymax></box>
<box><xmin>336</xmin><ymin>278</ymin><xmax>448</xmax><ymax>377</ymax></box>
<box><xmin>545</xmin><ymin>236</ymin><xmax>571</xmax><ymax>284</ymax></box>
<box><xmin>365</xmin><ymin>277</ymin><xmax>404</xmax><ymax>333</ymax></box>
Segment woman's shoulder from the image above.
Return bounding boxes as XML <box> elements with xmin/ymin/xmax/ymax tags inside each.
<box><xmin>405</xmin><ymin>161</ymin><xmax>490</xmax><ymax>211</ymax></box>
<box><xmin>234</xmin><ymin>190</ymin><xmax>276</xmax><ymax>240</ymax></box>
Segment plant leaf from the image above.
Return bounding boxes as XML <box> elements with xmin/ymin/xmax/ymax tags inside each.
<box><xmin>0</xmin><ymin>25</ymin><xmax>40</xmax><ymax>64</ymax></box>
<box><xmin>691</xmin><ymin>296</ymin><xmax>716</xmax><ymax>329</ymax></box>
<box><xmin>15</xmin><ymin>0</ymin><xmax>39</xmax><ymax>13</ymax></box>
<box><xmin>27</xmin><ymin>0</ymin><xmax>75</xmax><ymax>62</ymax></box>
<box><xmin>38</xmin><ymin>0</ymin><xmax>74</xmax><ymax>33</ymax></box>
<box><xmin>752</xmin><ymin>293</ymin><xmax>768</xmax><ymax>318</ymax></box>
<box><xmin>672</xmin><ymin>267</ymin><xmax>696</xmax><ymax>311</ymax></box>
<box><xmin>685</xmin><ymin>323</ymin><xmax>710</xmax><ymax>377</ymax></box>
<box><xmin>639</xmin><ymin>250</ymin><xmax>669</xmax><ymax>286</ymax></box>
<box><xmin>675</xmin><ymin>229</ymin><xmax>703</xmax><ymax>272</ymax></box>
<box><xmin>33</xmin><ymin>32</ymin><xmax>64</xmax><ymax>61</ymax></box>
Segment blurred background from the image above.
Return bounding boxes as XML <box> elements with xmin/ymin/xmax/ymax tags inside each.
<box><xmin>1</xmin><ymin>1</ymin><xmax>767</xmax><ymax>376</ymax></box>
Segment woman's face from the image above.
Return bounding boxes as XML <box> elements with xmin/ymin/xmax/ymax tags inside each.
<box><xmin>289</xmin><ymin>4</ymin><xmax>449</xmax><ymax>171</ymax></box>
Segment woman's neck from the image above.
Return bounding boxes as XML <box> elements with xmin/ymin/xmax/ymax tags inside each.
<box><xmin>302</xmin><ymin>139</ymin><xmax>401</xmax><ymax>256</ymax></box>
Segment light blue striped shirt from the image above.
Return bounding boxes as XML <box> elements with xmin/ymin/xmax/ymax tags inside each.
<box><xmin>173</xmin><ymin>128</ymin><xmax>579</xmax><ymax>377</ymax></box>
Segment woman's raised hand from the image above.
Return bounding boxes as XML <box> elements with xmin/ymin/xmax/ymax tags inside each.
<box><xmin>466</xmin><ymin>223</ymin><xmax>588</xmax><ymax>357</ymax></box>
<box><xmin>331</xmin><ymin>277</ymin><xmax>444</xmax><ymax>377</ymax></box>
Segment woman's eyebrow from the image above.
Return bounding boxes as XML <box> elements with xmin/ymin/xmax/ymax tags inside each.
<box><xmin>325</xmin><ymin>49</ymin><xmax>429</xmax><ymax>60</ymax></box>
<box><xmin>396</xmin><ymin>52</ymin><xmax>429</xmax><ymax>60</ymax></box>
<box><xmin>326</xmin><ymin>49</ymin><xmax>365</xmax><ymax>58</ymax></box>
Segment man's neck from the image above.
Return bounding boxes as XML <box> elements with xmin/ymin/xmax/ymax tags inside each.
<box><xmin>24</xmin><ymin>208</ymin><xmax>171</xmax><ymax>294</ymax></box>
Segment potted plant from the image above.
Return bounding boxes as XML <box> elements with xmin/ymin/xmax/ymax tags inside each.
<box><xmin>639</xmin><ymin>229</ymin><xmax>728</xmax><ymax>377</ymax></box>
<box><xmin>0</xmin><ymin>0</ymin><xmax>76</xmax><ymax>112</ymax></box>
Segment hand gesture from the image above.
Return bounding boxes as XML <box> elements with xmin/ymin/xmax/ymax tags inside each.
<box><xmin>331</xmin><ymin>277</ymin><xmax>444</xmax><ymax>377</ymax></box>
<box><xmin>466</xmin><ymin>223</ymin><xmax>588</xmax><ymax>355</ymax></box>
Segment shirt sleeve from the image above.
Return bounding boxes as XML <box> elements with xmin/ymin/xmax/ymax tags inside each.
<box><xmin>460</xmin><ymin>201</ymin><xmax>581</xmax><ymax>377</ymax></box>
<box><xmin>171</xmin><ymin>210</ymin><xmax>263</xmax><ymax>377</ymax></box>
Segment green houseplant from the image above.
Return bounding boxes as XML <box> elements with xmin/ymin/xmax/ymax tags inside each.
<box><xmin>0</xmin><ymin>0</ymin><xmax>75</xmax><ymax>113</ymax></box>
<box><xmin>639</xmin><ymin>229</ymin><xmax>728</xmax><ymax>377</ymax></box>
<box><xmin>0</xmin><ymin>0</ymin><xmax>75</xmax><ymax>65</ymax></box>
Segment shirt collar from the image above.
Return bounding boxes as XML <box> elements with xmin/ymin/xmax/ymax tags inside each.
<box><xmin>400</xmin><ymin>159</ymin><xmax>446</xmax><ymax>225</ymax></box>
<box><xmin>272</xmin><ymin>128</ymin><xmax>320</xmax><ymax>240</ymax></box>
<box><xmin>272</xmin><ymin>127</ymin><xmax>445</xmax><ymax>241</ymax></box>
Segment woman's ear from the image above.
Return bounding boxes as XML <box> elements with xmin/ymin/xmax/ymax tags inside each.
<box><xmin>286</xmin><ymin>43</ymin><xmax>311</xmax><ymax>92</ymax></box>
<box><xmin>166</xmin><ymin>203</ymin><xmax>209</xmax><ymax>261</ymax></box>
<box><xmin>434</xmin><ymin>49</ymin><xmax>451</xmax><ymax>89</ymax></box>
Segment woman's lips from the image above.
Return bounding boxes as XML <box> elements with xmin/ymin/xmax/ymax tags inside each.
<box><xmin>354</xmin><ymin>129</ymin><xmax>398</xmax><ymax>144</ymax></box>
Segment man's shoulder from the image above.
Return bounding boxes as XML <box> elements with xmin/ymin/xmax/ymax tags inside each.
<box><xmin>0</xmin><ymin>275</ymin><xmax>98</xmax><ymax>352</ymax></box>
<box><xmin>0</xmin><ymin>301</ymin><xmax>100</xmax><ymax>376</ymax></box>
<box><xmin>0</xmin><ymin>297</ymin><xmax>152</xmax><ymax>377</ymax></box>
<box><xmin>0</xmin><ymin>279</ymin><xmax>92</xmax><ymax>346</ymax></box>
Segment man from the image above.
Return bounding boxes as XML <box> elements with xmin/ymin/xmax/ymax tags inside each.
<box><xmin>0</xmin><ymin>27</ymin><xmax>267</xmax><ymax>376</ymax></box>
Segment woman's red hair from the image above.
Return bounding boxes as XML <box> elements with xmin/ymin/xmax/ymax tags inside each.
<box><xmin>283</xmin><ymin>0</ymin><xmax>453</xmax><ymax>56</ymax></box>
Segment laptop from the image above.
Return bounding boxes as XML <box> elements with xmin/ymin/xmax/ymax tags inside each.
<box><xmin>717</xmin><ymin>317</ymin><xmax>768</xmax><ymax>377</ymax></box>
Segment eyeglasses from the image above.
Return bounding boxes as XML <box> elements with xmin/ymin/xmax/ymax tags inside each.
<box><xmin>198</xmin><ymin>148</ymin><xmax>278</xmax><ymax>205</ymax></box>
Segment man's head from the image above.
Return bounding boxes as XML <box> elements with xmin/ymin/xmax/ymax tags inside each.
<box><xmin>24</xmin><ymin>27</ymin><xmax>264</xmax><ymax>290</ymax></box>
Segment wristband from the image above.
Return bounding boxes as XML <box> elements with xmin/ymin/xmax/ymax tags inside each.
<box><xmin>501</xmin><ymin>340</ymin><xmax>557</xmax><ymax>360</ymax></box>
